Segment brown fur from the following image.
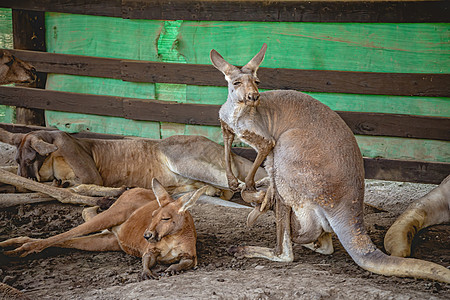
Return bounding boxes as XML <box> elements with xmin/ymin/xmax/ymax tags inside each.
<box><xmin>0</xmin><ymin>179</ymin><xmax>204</xmax><ymax>279</ymax></box>
<box><xmin>384</xmin><ymin>175</ymin><xmax>450</xmax><ymax>257</ymax></box>
<box><xmin>0</xmin><ymin>50</ymin><xmax>36</xmax><ymax>85</ymax></box>
<box><xmin>0</xmin><ymin>128</ymin><xmax>267</xmax><ymax>199</ymax></box>
<box><xmin>210</xmin><ymin>43</ymin><xmax>450</xmax><ymax>283</ymax></box>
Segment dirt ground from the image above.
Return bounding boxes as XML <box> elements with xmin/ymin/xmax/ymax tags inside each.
<box><xmin>0</xmin><ymin>142</ymin><xmax>449</xmax><ymax>299</ymax></box>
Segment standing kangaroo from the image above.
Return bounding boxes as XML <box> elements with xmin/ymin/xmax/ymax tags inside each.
<box><xmin>210</xmin><ymin>43</ymin><xmax>450</xmax><ymax>283</ymax></box>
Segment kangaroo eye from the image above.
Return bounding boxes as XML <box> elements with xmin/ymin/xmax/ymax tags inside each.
<box><xmin>233</xmin><ymin>81</ymin><xmax>241</xmax><ymax>86</ymax></box>
<box><xmin>255</xmin><ymin>80</ymin><xmax>260</xmax><ymax>85</ymax></box>
<box><xmin>161</xmin><ymin>217</ymin><xmax>171</xmax><ymax>221</ymax></box>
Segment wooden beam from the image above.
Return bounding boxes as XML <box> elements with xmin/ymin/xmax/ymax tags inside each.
<box><xmin>0</xmin><ymin>86</ymin><xmax>124</xmax><ymax>118</ymax></box>
<box><xmin>1</xmin><ymin>1</ymin><xmax>448</xmax><ymax>23</ymax></box>
<box><xmin>123</xmin><ymin>98</ymin><xmax>220</xmax><ymax>126</ymax></box>
<box><xmin>0</xmin><ymin>86</ymin><xmax>449</xmax><ymax>141</ymax></box>
<box><xmin>11</xmin><ymin>9</ymin><xmax>46</xmax><ymax>126</ymax></box>
<box><xmin>2</xmin><ymin>122</ymin><xmax>447</xmax><ymax>184</ymax></box>
<box><xmin>363</xmin><ymin>157</ymin><xmax>449</xmax><ymax>185</ymax></box>
<box><xmin>7</xmin><ymin>50</ymin><xmax>450</xmax><ymax>97</ymax></box>
<box><xmin>0</xmin><ymin>0</ymin><xmax>122</xmax><ymax>18</ymax></box>
<box><xmin>338</xmin><ymin>111</ymin><xmax>450</xmax><ymax>142</ymax></box>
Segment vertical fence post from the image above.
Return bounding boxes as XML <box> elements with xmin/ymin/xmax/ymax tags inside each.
<box><xmin>12</xmin><ymin>9</ymin><xmax>46</xmax><ymax>126</ymax></box>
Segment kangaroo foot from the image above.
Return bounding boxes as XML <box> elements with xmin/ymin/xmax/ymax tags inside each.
<box><xmin>228</xmin><ymin>245</ymin><xmax>293</xmax><ymax>262</ymax></box>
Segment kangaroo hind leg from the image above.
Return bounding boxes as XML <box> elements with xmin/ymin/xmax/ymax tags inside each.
<box><xmin>229</xmin><ymin>194</ymin><xmax>294</xmax><ymax>262</ymax></box>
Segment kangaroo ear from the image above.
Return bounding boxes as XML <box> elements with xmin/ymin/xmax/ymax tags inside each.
<box><xmin>152</xmin><ymin>178</ymin><xmax>172</xmax><ymax>207</ymax></box>
<box><xmin>0</xmin><ymin>128</ymin><xmax>25</xmax><ymax>147</ymax></box>
<box><xmin>30</xmin><ymin>137</ymin><xmax>58</xmax><ymax>156</ymax></box>
<box><xmin>242</xmin><ymin>43</ymin><xmax>267</xmax><ymax>75</ymax></box>
<box><xmin>210</xmin><ymin>49</ymin><xmax>239</xmax><ymax>77</ymax></box>
<box><xmin>178</xmin><ymin>185</ymin><xmax>209</xmax><ymax>212</ymax></box>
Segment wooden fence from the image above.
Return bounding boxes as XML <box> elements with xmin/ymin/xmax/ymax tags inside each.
<box><xmin>0</xmin><ymin>1</ymin><xmax>449</xmax><ymax>184</ymax></box>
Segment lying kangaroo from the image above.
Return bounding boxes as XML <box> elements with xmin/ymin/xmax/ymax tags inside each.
<box><xmin>210</xmin><ymin>43</ymin><xmax>450</xmax><ymax>283</ymax></box>
<box><xmin>0</xmin><ymin>179</ymin><xmax>205</xmax><ymax>279</ymax></box>
<box><xmin>384</xmin><ymin>175</ymin><xmax>450</xmax><ymax>257</ymax></box>
<box><xmin>0</xmin><ymin>128</ymin><xmax>267</xmax><ymax>199</ymax></box>
<box><xmin>0</xmin><ymin>49</ymin><xmax>36</xmax><ymax>84</ymax></box>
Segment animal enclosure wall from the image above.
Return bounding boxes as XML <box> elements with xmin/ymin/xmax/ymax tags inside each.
<box><xmin>0</xmin><ymin>1</ymin><xmax>449</xmax><ymax>184</ymax></box>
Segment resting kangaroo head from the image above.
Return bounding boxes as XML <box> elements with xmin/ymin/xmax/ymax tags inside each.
<box><xmin>0</xmin><ymin>50</ymin><xmax>36</xmax><ymax>85</ymax></box>
<box><xmin>0</xmin><ymin>129</ymin><xmax>58</xmax><ymax>180</ymax></box>
<box><xmin>144</xmin><ymin>178</ymin><xmax>207</xmax><ymax>242</ymax></box>
<box><xmin>210</xmin><ymin>43</ymin><xmax>267</xmax><ymax>107</ymax></box>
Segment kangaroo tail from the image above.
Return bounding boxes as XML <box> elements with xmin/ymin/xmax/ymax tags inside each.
<box><xmin>327</xmin><ymin>209</ymin><xmax>450</xmax><ymax>283</ymax></box>
<box><xmin>384</xmin><ymin>175</ymin><xmax>450</xmax><ymax>257</ymax></box>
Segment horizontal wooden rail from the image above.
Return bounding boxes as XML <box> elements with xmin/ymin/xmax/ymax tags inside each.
<box><xmin>7</xmin><ymin>49</ymin><xmax>450</xmax><ymax>97</ymax></box>
<box><xmin>1</xmin><ymin>122</ymin><xmax>448</xmax><ymax>184</ymax></box>
<box><xmin>1</xmin><ymin>0</ymin><xmax>448</xmax><ymax>23</ymax></box>
<box><xmin>1</xmin><ymin>86</ymin><xmax>449</xmax><ymax>141</ymax></box>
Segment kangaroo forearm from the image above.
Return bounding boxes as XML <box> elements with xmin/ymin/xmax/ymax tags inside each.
<box><xmin>142</xmin><ymin>251</ymin><xmax>157</xmax><ymax>271</ymax></box>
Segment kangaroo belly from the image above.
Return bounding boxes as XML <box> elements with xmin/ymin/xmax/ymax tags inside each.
<box><xmin>272</xmin><ymin>128</ymin><xmax>364</xmax><ymax>210</ymax></box>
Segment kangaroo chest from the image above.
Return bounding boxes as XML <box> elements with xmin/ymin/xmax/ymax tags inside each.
<box><xmin>219</xmin><ymin>101</ymin><xmax>271</xmax><ymax>149</ymax></box>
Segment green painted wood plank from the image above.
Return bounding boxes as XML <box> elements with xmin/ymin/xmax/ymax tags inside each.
<box><xmin>45</xmin><ymin>74</ymin><xmax>156</xmax><ymax>99</ymax></box>
<box><xmin>0</xmin><ymin>8</ymin><xmax>14</xmax><ymax>122</ymax></box>
<box><xmin>0</xmin><ymin>8</ymin><xmax>12</xmax><ymax>49</ymax></box>
<box><xmin>356</xmin><ymin>136</ymin><xmax>449</xmax><ymax>163</ymax></box>
<box><xmin>178</xmin><ymin>22</ymin><xmax>450</xmax><ymax>73</ymax></box>
<box><xmin>45</xmin><ymin>110</ymin><xmax>160</xmax><ymax>139</ymax></box>
<box><xmin>46</xmin><ymin>12</ymin><xmax>163</xmax><ymax>60</ymax></box>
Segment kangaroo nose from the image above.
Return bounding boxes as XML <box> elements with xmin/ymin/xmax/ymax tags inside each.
<box><xmin>143</xmin><ymin>231</ymin><xmax>154</xmax><ymax>241</ymax></box>
<box><xmin>247</xmin><ymin>93</ymin><xmax>260</xmax><ymax>101</ymax></box>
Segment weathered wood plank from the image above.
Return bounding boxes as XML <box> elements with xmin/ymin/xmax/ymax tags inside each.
<box><xmin>2</xmin><ymin>122</ymin><xmax>447</xmax><ymax>184</ymax></box>
<box><xmin>0</xmin><ymin>86</ymin><xmax>123</xmax><ymax>117</ymax></box>
<box><xmin>7</xmin><ymin>50</ymin><xmax>450</xmax><ymax>97</ymax></box>
<box><xmin>339</xmin><ymin>111</ymin><xmax>450</xmax><ymax>141</ymax></box>
<box><xmin>363</xmin><ymin>157</ymin><xmax>450</xmax><ymax>185</ymax></box>
<box><xmin>1</xmin><ymin>0</ymin><xmax>448</xmax><ymax>22</ymax></box>
<box><xmin>123</xmin><ymin>0</ymin><xmax>450</xmax><ymax>23</ymax></box>
<box><xmin>8</xmin><ymin>49</ymin><xmax>122</xmax><ymax>79</ymax></box>
<box><xmin>123</xmin><ymin>98</ymin><xmax>220</xmax><ymax>126</ymax></box>
<box><xmin>0</xmin><ymin>0</ymin><xmax>122</xmax><ymax>18</ymax></box>
<box><xmin>0</xmin><ymin>86</ymin><xmax>448</xmax><ymax>141</ymax></box>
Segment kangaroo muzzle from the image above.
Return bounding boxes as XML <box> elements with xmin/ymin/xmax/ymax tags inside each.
<box><xmin>244</xmin><ymin>92</ymin><xmax>260</xmax><ymax>107</ymax></box>
<box><xmin>144</xmin><ymin>231</ymin><xmax>158</xmax><ymax>242</ymax></box>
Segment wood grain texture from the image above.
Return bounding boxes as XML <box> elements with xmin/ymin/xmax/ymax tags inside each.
<box><xmin>7</xmin><ymin>50</ymin><xmax>450</xmax><ymax>97</ymax></box>
<box><xmin>1</xmin><ymin>1</ymin><xmax>448</xmax><ymax>22</ymax></box>
<box><xmin>0</xmin><ymin>86</ymin><xmax>448</xmax><ymax>141</ymax></box>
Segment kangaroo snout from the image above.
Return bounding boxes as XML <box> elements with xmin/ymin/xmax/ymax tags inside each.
<box><xmin>143</xmin><ymin>231</ymin><xmax>157</xmax><ymax>242</ymax></box>
<box><xmin>245</xmin><ymin>92</ymin><xmax>260</xmax><ymax>106</ymax></box>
